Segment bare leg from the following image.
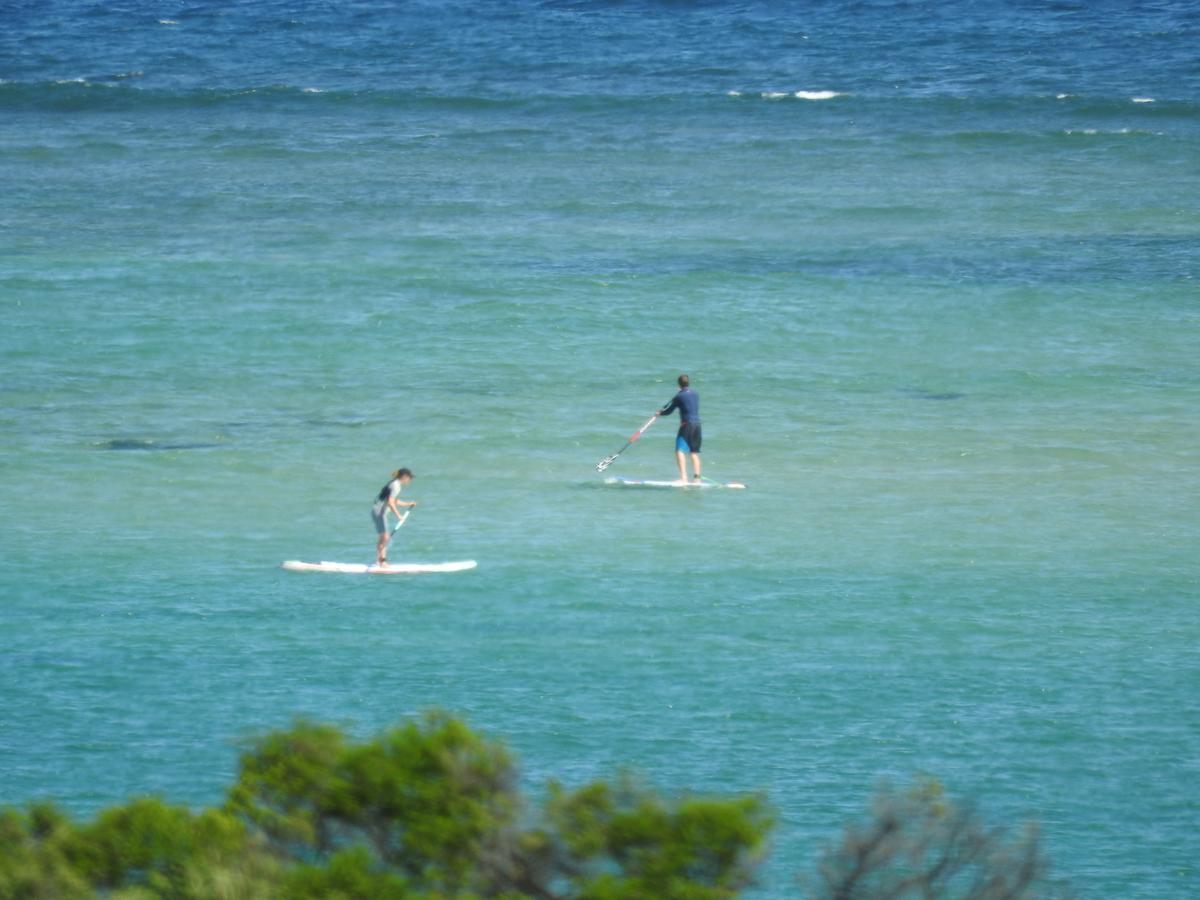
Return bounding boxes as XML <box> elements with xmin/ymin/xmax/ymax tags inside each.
<box><xmin>376</xmin><ymin>532</ymin><xmax>389</xmax><ymax>566</ymax></box>
<box><xmin>691</xmin><ymin>452</ymin><xmax>701</xmax><ymax>480</ymax></box>
<box><xmin>675</xmin><ymin>450</ymin><xmax>688</xmax><ymax>483</ymax></box>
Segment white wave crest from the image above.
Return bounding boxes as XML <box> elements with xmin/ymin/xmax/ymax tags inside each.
<box><xmin>1064</xmin><ymin>127</ymin><xmax>1160</xmax><ymax>136</ymax></box>
<box><xmin>1131</xmin><ymin>97</ymin><xmax>1155</xmax><ymax>103</ymax></box>
<box><xmin>751</xmin><ymin>90</ymin><xmax>843</xmax><ymax>101</ymax></box>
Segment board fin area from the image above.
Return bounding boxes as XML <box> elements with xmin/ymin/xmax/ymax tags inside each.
<box><xmin>603</xmin><ymin>476</ymin><xmax>746</xmax><ymax>490</ymax></box>
<box><xmin>282</xmin><ymin>560</ymin><xmax>477</xmax><ymax>574</ymax></box>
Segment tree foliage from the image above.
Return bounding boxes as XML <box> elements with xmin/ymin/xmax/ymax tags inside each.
<box><xmin>0</xmin><ymin>716</ymin><xmax>1069</xmax><ymax>898</ymax></box>
<box><xmin>0</xmin><ymin>797</ymin><xmax>277</xmax><ymax>898</ymax></box>
<box><xmin>810</xmin><ymin>780</ymin><xmax>1071</xmax><ymax>900</ymax></box>
<box><xmin>226</xmin><ymin>711</ymin><xmax>522</xmax><ymax>893</ymax></box>
<box><xmin>0</xmin><ymin>712</ymin><xmax>771</xmax><ymax>899</ymax></box>
<box><xmin>543</xmin><ymin>776</ymin><xmax>772</xmax><ymax>898</ymax></box>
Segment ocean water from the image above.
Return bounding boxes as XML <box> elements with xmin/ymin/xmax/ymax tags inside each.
<box><xmin>2</xmin><ymin>1</ymin><xmax>1198</xmax><ymax>895</ymax></box>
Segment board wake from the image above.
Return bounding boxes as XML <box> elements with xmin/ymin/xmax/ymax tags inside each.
<box><xmin>282</xmin><ymin>560</ymin><xmax>477</xmax><ymax>575</ymax></box>
<box><xmin>604</xmin><ymin>476</ymin><xmax>746</xmax><ymax>490</ymax></box>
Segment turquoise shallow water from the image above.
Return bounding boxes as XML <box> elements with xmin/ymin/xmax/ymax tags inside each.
<box><xmin>3</xmin><ymin>2</ymin><xmax>1200</xmax><ymax>895</ymax></box>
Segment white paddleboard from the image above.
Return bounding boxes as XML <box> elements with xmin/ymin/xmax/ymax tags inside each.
<box><xmin>282</xmin><ymin>560</ymin><xmax>477</xmax><ymax>575</ymax></box>
<box><xmin>604</xmin><ymin>476</ymin><xmax>746</xmax><ymax>490</ymax></box>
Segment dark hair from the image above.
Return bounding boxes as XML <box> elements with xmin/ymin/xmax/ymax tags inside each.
<box><xmin>678</xmin><ymin>374</ymin><xmax>689</xmax><ymax>388</ymax></box>
<box><xmin>393</xmin><ymin>468</ymin><xmax>413</xmax><ymax>480</ymax></box>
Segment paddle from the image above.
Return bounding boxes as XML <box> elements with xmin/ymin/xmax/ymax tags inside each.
<box><xmin>374</xmin><ymin>508</ymin><xmax>412</xmax><ymax>566</ymax></box>
<box><xmin>596</xmin><ymin>414</ymin><xmax>658</xmax><ymax>472</ymax></box>
<box><xmin>388</xmin><ymin>509</ymin><xmax>411</xmax><ymax>543</ymax></box>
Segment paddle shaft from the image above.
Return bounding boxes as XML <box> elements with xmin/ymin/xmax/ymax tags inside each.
<box><xmin>385</xmin><ymin>509</ymin><xmax>411</xmax><ymax>551</ymax></box>
<box><xmin>596</xmin><ymin>413</ymin><xmax>658</xmax><ymax>471</ymax></box>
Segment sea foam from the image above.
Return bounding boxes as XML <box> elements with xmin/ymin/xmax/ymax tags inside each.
<box><xmin>752</xmin><ymin>90</ymin><xmax>843</xmax><ymax>101</ymax></box>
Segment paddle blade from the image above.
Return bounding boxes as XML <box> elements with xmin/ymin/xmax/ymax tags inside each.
<box><xmin>596</xmin><ymin>455</ymin><xmax>616</xmax><ymax>472</ymax></box>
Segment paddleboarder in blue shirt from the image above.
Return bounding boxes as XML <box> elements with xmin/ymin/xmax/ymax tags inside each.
<box><xmin>658</xmin><ymin>374</ymin><xmax>702</xmax><ymax>483</ymax></box>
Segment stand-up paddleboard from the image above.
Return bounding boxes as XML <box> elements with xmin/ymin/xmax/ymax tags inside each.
<box><xmin>604</xmin><ymin>476</ymin><xmax>746</xmax><ymax>490</ymax></box>
<box><xmin>282</xmin><ymin>560</ymin><xmax>477</xmax><ymax>575</ymax></box>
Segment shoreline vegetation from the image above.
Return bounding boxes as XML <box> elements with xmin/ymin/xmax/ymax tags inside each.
<box><xmin>0</xmin><ymin>711</ymin><xmax>1068</xmax><ymax>898</ymax></box>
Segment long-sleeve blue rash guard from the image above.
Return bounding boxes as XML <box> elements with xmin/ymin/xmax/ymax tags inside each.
<box><xmin>660</xmin><ymin>387</ymin><xmax>700</xmax><ymax>423</ymax></box>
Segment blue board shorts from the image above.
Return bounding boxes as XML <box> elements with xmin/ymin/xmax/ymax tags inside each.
<box><xmin>676</xmin><ymin>422</ymin><xmax>702</xmax><ymax>453</ymax></box>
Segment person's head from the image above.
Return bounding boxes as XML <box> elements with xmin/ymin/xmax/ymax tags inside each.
<box><xmin>393</xmin><ymin>467</ymin><xmax>413</xmax><ymax>483</ymax></box>
<box><xmin>677</xmin><ymin>374</ymin><xmax>690</xmax><ymax>388</ymax></box>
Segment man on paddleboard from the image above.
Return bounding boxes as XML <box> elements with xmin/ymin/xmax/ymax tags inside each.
<box><xmin>372</xmin><ymin>468</ymin><xmax>417</xmax><ymax>566</ymax></box>
<box><xmin>658</xmin><ymin>374</ymin><xmax>701</xmax><ymax>483</ymax></box>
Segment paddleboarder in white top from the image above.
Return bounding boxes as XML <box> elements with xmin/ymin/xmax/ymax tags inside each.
<box><xmin>372</xmin><ymin>468</ymin><xmax>416</xmax><ymax>566</ymax></box>
<box><xmin>658</xmin><ymin>374</ymin><xmax>702</xmax><ymax>484</ymax></box>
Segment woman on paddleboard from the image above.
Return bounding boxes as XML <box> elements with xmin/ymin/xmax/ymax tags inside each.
<box><xmin>372</xmin><ymin>468</ymin><xmax>416</xmax><ymax>566</ymax></box>
<box><xmin>658</xmin><ymin>374</ymin><xmax>701</xmax><ymax>483</ymax></box>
